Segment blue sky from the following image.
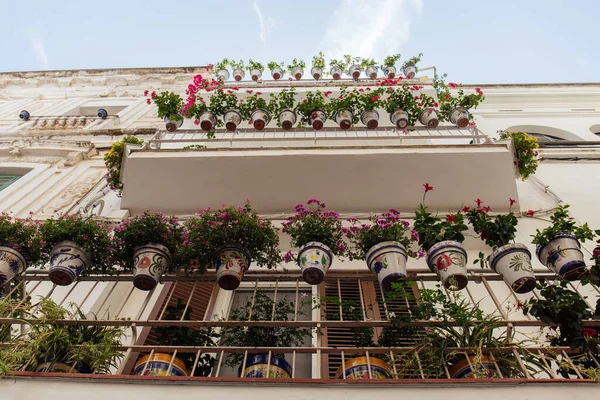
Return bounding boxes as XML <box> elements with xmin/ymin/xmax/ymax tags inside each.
<box><xmin>1</xmin><ymin>0</ymin><xmax>598</xmax><ymax>84</ymax></box>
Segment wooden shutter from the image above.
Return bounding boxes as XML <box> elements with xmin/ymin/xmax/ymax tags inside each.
<box><xmin>0</xmin><ymin>175</ymin><xmax>21</xmax><ymax>191</ymax></box>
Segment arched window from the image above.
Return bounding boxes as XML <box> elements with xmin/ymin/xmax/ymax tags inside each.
<box><xmin>526</xmin><ymin>133</ymin><xmax>565</xmax><ymax>143</ymax></box>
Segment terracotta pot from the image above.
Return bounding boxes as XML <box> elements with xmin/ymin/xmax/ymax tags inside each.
<box><xmin>334</xmin><ymin>109</ymin><xmax>353</xmax><ymax>130</ymax></box>
<box><xmin>449</xmin><ymin>106</ymin><xmax>469</xmax><ymax>128</ymax></box>
<box><xmin>240</xmin><ymin>354</ymin><xmax>291</xmax><ymax>378</ymax></box>
<box><xmin>134</xmin><ymin>353</ymin><xmax>189</xmax><ymax>376</ymax></box>
<box><xmin>251</xmin><ymin>108</ymin><xmax>271</xmax><ymax>130</ymax></box>
<box><xmin>390</xmin><ymin>109</ymin><xmax>409</xmax><ymax>129</ymax></box>
<box><xmin>48</xmin><ymin>241</ymin><xmax>90</xmax><ymax>286</ymax></box>
<box><xmin>311</xmin><ymin>66</ymin><xmax>323</xmax><ymax>80</ymax></box>
<box><xmin>133</xmin><ymin>243</ymin><xmax>172</xmax><ymax>291</ymax></box>
<box><xmin>403</xmin><ymin>65</ymin><xmax>417</xmax><ymax>79</ymax></box>
<box><xmin>330</xmin><ymin>66</ymin><xmax>342</xmax><ymax>80</ymax></box>
<box><xmin>537</xmin><ymin>234</ymin><xmax>587</xmax><ymax>280</ymax></box>
<box><xmin>164</xmin><ymin>114</ymin><xmax>183</xmax><ymax>132</ymax></box>
<box><xmin>418</xmin><ymin>109</ymin><xmax>440</xmax><ymax>128</ymax></box>
<box><xmin>450</xmin><ymin>355</ymin><xmax>499</xmax><ymax>378</ymax></box>
<box><xmin>0</xmin><ymin>243</ymin><xmax>29</xmax><ymax>286</ymax></box>
<box><xmin>310</xmin><ymin>110</ymin><xmax>327</xmax><ymax>130</ymax></box>
<box><xmin>199</xmin><ymin>111</ymin><xmax>217</xmax><ymax>131</ymax></box>
<box><xmin>291</xmin><ymin>66</ymin><xmax>304</xmax><ymax>80</ymax></box>
<box><xmin>217</xmin><ymin>69</ymin><xmax>230</xmax><ymax>81</ymax></box>
<box><xmin>271</xmin><ymin>67</ymin><xmax>284</xmax><ymax>80</ymax></box>
<box><xmin>360</xmin><ymin>109</ymin><xmax>379</xmax><ymax>129</ymax></box>
<box><xmin>233</xmin><ymin>68</ymin><xmax>245</xmax><ymax>82</ymax></box>
<box><xmin>348</xmin><ymin>64</ymin><xmax>362</xmax><ymax>80</ymax></box>
<box><xmin>297</xmin><ymin>241</ymin><xmax>332</xmax><ymax>285</ymax></box>
<box><xmin>490</xmin><ymin>243</ymin><xmax>536</xmax><ymax>293</ymax></box>
<box><xmin>365</xmin><ymin>65</ymin><xmax>378</xmax><ymax>79</ymax></box>
<box><xmin>426</xmin><ymin>241</ymin><xmax>468</xmax><ymax>290</ymax></box>
<box><xmin>213</xmin><ymin>244</ymin><xmax>251</xmax><ymax>291</ymax></box>
<box><xmin>335</xmin><ymin>356</ymin><xmax>393</xmax><ymax>379</ymax></box>
<box><xmin>366</xmin><ymin>241</ymin><xmax>407</xmax><ymax>291</ymax></box>
<box><xmin>383</xmin><ymin>66</ymin><xmax>396</xmax><ymax>79</ymax></box>
<box><xmin>224</xmin><ymin>109</ymin><xmax>242</xmax><ymax>132</ymax></box>
<box><xmin>278</xmin><ymin>109</ymin><xmax>297</xmax><ymax>130</ymax></box>
<box><xmin>250</xmin><ymin>68</ymin><xmax>262</xmax><ymax>81</ymax></box>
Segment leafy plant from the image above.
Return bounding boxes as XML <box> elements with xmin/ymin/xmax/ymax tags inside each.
<box><xmin>354</xmin><ymin>87</ymin><xmax>385</xmax><ymax>111</ymax></box>
<box><xmin>436</xmin><ymin>79</ymin><xmax>484</xmax><ymax>122</ymax></box>
<box><xmin>497</xmin><ymin>131</ymin><xmax>539</xmax><ymax>180</ymax></box>
<box><xmin>148</xmin><ymin>91</ymin><xmax>184</xmax><ymax>119</ymax></box>
<box><xmin>413</xmin><ymin>206</ymin><xmax>468</xmax><ymax>253</ymax></box>
<box><xmin>401</xmin><ymin>53</ymin><xmax>423</xmax><ymax>70</ymax></box>
<box><xmin>328</xmin><ymin>87</ymin><xmax>360</xmax><ymax>123</ymax></box>
<box><xmin>229</xmin><ymin>59</ymin><xmax>245</xmax><ymax>71</ymax></box>
<box><xmin>382</xmin><ymin>85</ymin><xmax>420</xmax><ymax>126</ymax></box>
<box><xmin>0</xmin><ymin>213</ymin><xmax>42</xmax><ymax>264</ymax></box>
<box><xmin>382</xmin><ymin>54</ymin><xmax>401</xmax><ymax>68</ymax></box>
<box><xmin>215</xmin><ymin>59</ymin><xmax>230</xmax><ymax>71</ymax></box>
<box><xmin>531</xmin><ymin>204</ymin><xmax>594</xmax><ymax>248</ymax></box>
<box><xmin>209</xmin><ymin>87</ymin><xmax>242</xmax><ymax>123</ymax></box>
<box><xmin>466</xmin><ymin>200</ymin><xmax>518</xmax><ymax>250</ymax></box>
<box><xmin>360</xmin><ymin>58</ymin><xmax>377</xmax><ymax>69</ymax></box>
<box><xmin>295</xmin><ymin>90</ymin><xmax>330</xmax><ymax>127</ymax></box>
<box><xmin>286</xmin><ymin>58</ymin><xmax>306</xmax><ymax>74</ymax></box>
<box><xmin>267</xmin><ymin>61</ymin><xmax>285</xmax><ymax>71</ymax></box>
<box><xmin>240</xmin><ymin>91</ymin><xmax>271</xmax><ymax>120</ymax></box>
<box><xmin>312</xmin><ymin>52</ymin><xmax>326</xmax><ymax>69</ymax></box>
<box><xmin>104</xmin><ymin>135</ymin><xmax>143</xmax><ymax>195</ymax></box>
<box><xmin>247</xmin><ymin>59</ymin><xmax>264</xmax><ymax>71</ymax></box>
<box><xmin>270</xmin><ymin>88</ymin><xmax>297</xmax><ymax>117</ymax></box>
<box><xmin>330</xmin><ymin>55</ymin><xmax>351</xmax><ymax>71</ymax></box>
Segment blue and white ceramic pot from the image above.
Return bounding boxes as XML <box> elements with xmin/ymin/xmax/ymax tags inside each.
<box><xmin>250</xmin><ymin>68</ymin><xmax>262</xmax><ymax>81</ymax></box>
<box><xmin>311</xmin><ymin>66</ymin><xmax>323</xmax><ymax>80</ymax></box>
<box><xmin>97</xmin><ymin>108</ymin><xmax>108</xmax><ymax>119</ymax></box>
<box><xmin>383</xmin><ymin>66</ymin><xmax>396</xmax><ymax>79</ymax></box>
<box><xmin>335</xmin><ymin>356</ymin><xmax>393</xmax><ymax>379</ymax></box>
<box><xmin>233</xmin><ymin>68</ymin><xmax>245</xmax><ymax>82</ymax></box>
<box><xmin>217</xmin><ymin>69</ymin><xmax>230</xmax><ymax>82</ymax></box>
<box><xmin>133</xmin><ymin>243</ymin><xmax>172</xmax><ymax>291</ymax></box>
<box><xmin>48</xmin><ymin>241</ymin><xmax>91</xmax><ymax>286</ymax></box>
<box><xmin>164</xmin><ymin>114</ymin><xmax>183</xmax><ymax>132</ymax></box>
<box><xmin>0</xmin><ymin>243</ymin><xmax>29</xmax><ymax>286</ymax></box>
<box><xmin>199</xmin><ymin>111</ymin><xmax>217</xmax><ymax>132</ymax></box>
<box><xmin>36</xmin><ymin>356</ymin><xmax>92</xmax><ymax>374</ymax></box>
<box><xmin>224</xmin><ymin>109</ymin><xmax>242</xmax><ymax>132</ymax></box>
<box><xmin>426</xmin><ymin>240</ymin><xmax>468</xmax><ymax>291</ymax></box>
<box><xmin>291</xmin><ymin>66</ymin><xmax>304</xmax><ymax>80</ymax></box>
<box><xmin>366</xmin><ymin>65</ymin><xmax>378</xmax><ymax>79</ymax></box>
<box><xmin>251</xmin><ymin>108</ymin><xmax>271</xmax><ymax>130</ymax></box>
<box><xmin>240</xmin><ymin>354</ymin><xmax>292</xmax><ymax>378</ymax></box>
<box><xmin>361</xmin><ymin>109</ymin><xmax>379</xmax><ymax>129</ymax></box>
<box><xmin>213</xmin><ymin>244</ymin><xmax>251</xmax><ymax>291</ymax></box>
<box><xmin>271</xmin><ymin>67</ymin><xmax>284</xmax><ymax>80</ymax></box>
<box><xmin>490</xmin><ymin>243</ymin><xmax>536</xmax><ymax>294</ymax></box>
<box><xmin>348</xmin><ymin>64</ymin><xmax>362</xmax><ymax>80</ymax></box>
<box><xmin>418</xmin><ymin>108</ymin><xmax>440</xmax><ymax>128</ymax></box>
<box><xmin>334</xmin><ymin>109</ymin><xmax>353</xmax><ymax>130</ymax></box>
<box><xmin>537</xmin><ymin>234</ymin><xmax>586</xmax><ymax>280</ymax></box>
<box><xmin>390</xmin><ymin>109</ymin><xmax>409</xmax><ymax>129</ymax></box>
<box><xmin>310</xmin><ymin>109</ymin><xmax>327</xmax><ymax>130</ymax></box>
<box><xmin>449</xmin><ymin>106</ymin><xmax>469</xmax><ymax>128</ymax></box>
<box><xmin>330</xmin><ymin>66</ymin><xmax>342</xmax><ymax>80</ymax></box>
<box><xmin>403</xmin><ymin>64</ymin><xmax>417</xmax><ymax>79</ymax></box>
<box><xmin>366</xmin><ymin>241</ymin><xmax>407</xmax><ymax>292</ymax></box>
<box><xmin>298</xmin><ymin>241</ymin><xmax>332</xmax><ymax>285</ymax></box>
<box><xmin>278</xmin><ymin>109</ymin><xmax>297</xmax><ymax>130</ymax></box>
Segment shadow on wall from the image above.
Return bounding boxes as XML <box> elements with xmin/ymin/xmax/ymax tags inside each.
<box><xmin>589</xmin><ymin>124</ymin><xmax>600</xmax><ymax>136</ymax></box>
<box><xmin>503</xmin><ymin>125</ymin><xmax>582</xmax><ymax>141</ymax></box>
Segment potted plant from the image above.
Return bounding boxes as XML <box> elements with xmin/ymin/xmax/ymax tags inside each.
<box><xmin>282</xmin><ymin>199</ymin><xmax>347</xmax><ymax>285</ymax></box>
<box><xmin>345</xmin><ymin>209</ymin><xmax>417</xmax><ymax>291</ymax></box>
<box><xmin>287</xmin><ymin>58</ymin><xmax>306</xmax><ymax>80</ymax></box>
<box><xmin>268</xmin><ymin>61</ymin><xmax>285</xmax><ymax>80</ymax></box>
<box><xmin>497</xmin><ymin>131</ymin><xmax>539</xmax><ymax>181</ymax></box>
<box><xmin>39</xmin><ymin>214</ymin><xmax>112</xmax><ymax>286</ymax></box>
<box><xmin>362</xmin><ymin>58</ymin><xmax>378</xmax><ymax>79</ymax></box>
<box><xmin>381</xmin><ymin>54</ymin><xmax>400</xmax><ymax>79</ymax></box>
<box><xmin>383</xmin><ymin>85</ymin><xmax>419</xmax><ymax>129</ymax></box>
<box><xmin>215</xmin><ymin>59</ymin><xmax>231</xmax><ymax>81</ymax></box>
<box><xmin>311</xmin><ymin>52</ymin><xmax>326</xmax><ymax>80</ymax></box>
<box><xmin>104</xmin><ymin>135</ymin><xmax>143</xmax><ymax>195</ymax></box>
<box><xmin>329</xmin><ymin>87</ymin><xmax>359</xmax><ymax>130</ymax></box>
<box><xmin>531</xmin><ymin>204</ymin><xmax>594</xmax><ymax>280</ymax></box>
<box><xmin>0</xmin><ymin>213</ymin><xmax>42</xmax><ymax>285</ymax></box>
<box><xmin>356</xmin><ymin>87</ymin><xmax>384</xmax><ymax>129</ymax></box>
<box><xmin>437</xmin><ymin>81</ymin><xmax>485</xmax><ymax>128</ymax></box>
<box><xmin>220</xmin><ymin>291</ymin><xmax>312</xmax><ymax>378</ymax></box>
<box><xmin>248</xmin><ymin>59</ymin><xmax>264</xmax><ymax>81</ymax></box>
<box><xmin>295</xmin><ymin>90</ymin><xmax>329</xmax><ymax>130</ymax></box>
<box><xmin>401</xmin><ymin>53</ymin><xmax>422</xmax><ymax>79</ymax></box>
<box><xmin>134</xmin><ymin>299</ymin><xmax>217</xmax><ymax>376</ymax></box>
<box><xmin>329</xmin><ymin>55</ymin><xmax>350</xmax><ymax>80</ymax></box>
<box><xmin>177</xmin><ymin>201</ymin><xmax>281</xmax><ymax>291</ymax></box>
<box><xmin>208</xmin><ymin>87</ymin><xmax>243</xmax><ymax>132</ymax></box>
<box><xmin>112</xmin><ymin>212</ymin><xmax>181</xmax><ymax>291</ymax></box>
<box><xmin>348</xmin><ymin>56</ymin><xmax>363</xmax><ymax>80</ymax></box>
<box><xmin>417</xmin><ymin>93</ymin><xmax>440</xmax><ymax>128</ymax></box>
<box><xmin>241</xmin><ymin>91</ymin><xmax>272</xmax><ymax>130</ymax></box>
<box><xmin>146</xmin><ymin>91</ymin><xmax>184</xmax><ymax>132</ymax></box>
<box><xmin>270</xmin><ymin>88</ymin><xmax>297</xmax><ymax>130</ymax></box>
<box><xmin>230</xmin><ymin>59</ymin><xmax>245</xmax><ymax>82</ymax></box>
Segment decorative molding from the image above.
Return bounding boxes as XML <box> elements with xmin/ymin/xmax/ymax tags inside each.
<box><xmin>41</xmin><ymin>169</ymin><xmax>105</xmax><ymax>214</ymax></box>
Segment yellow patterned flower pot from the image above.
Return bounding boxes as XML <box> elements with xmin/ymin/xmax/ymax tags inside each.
<box><xmin>335</xmin><ymin>356</ymin><xmax>393</xmax><ymax>379</ymax></box>
<box><xmin>134</xmin><ymin>353</ymin><xmax>189</xmax><ymax>376</ymax></box>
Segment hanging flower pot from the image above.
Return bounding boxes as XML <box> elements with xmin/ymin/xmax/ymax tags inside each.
<box><xmin>251</xmin><ymin>108</ymin><xmax>271</xmax><ymax>130</ymax></box>
<box><xmin>403</xmin><ymin>65</ymin><xmax>417</xmax><ymax>79</ymax></box>
<box><xmin>36</xmin><ymin>356</ymin><xmax>92</xmax><ymax>374</ymax></box>
<box><xmin>311</xmin><ymin>66</ymin><xmax>323</xmax><ymax>80</ymax></box>
<box><xmin>335</xmin><ymin>356</ymin><xmax>393</xmax><ymax>379</ymax></box>
<box><xmin>330</xmin><ymin>66</ymin><xmax>342</xmax><ymax>80</ymax></box>
<box><xmin>537</xmin><ymin>234</ymin><xmax>587</xmax><ymax>280</ymax></box>
<box><xmin>213</xmin><ymin>244</ymin><xmax>251</xmax><ymax>291</ymax></box>
<box><xmin>278</xmin><ymin>109</ymin><xmax>297</xmax><ymax>130</ymax></box>
<box><xmin>334</xmin><ymin>109</ymin><xmax>353</xmax><ymax>130</ymax></box>
<box><xmin>164</xmin><ymin>114</ymin><xmax>183</xmax><ymax>132</ymax></box>
<box><xmin>426</xmin><ymin>241</ymin><xmax>468</xmax><ymax>290</ymax></box>
<box><xmin>199</xmin><ymin>111</ymin><xmax>217</xmax><ymax>132</ymax></box>
<box><xmin>132</xmin><ymin>243</ymin><xmax>172</xmax><ymax>291</ymax></box>
<box><xmin>390</xmin><ymin>109</ymin><xmax>409</xmax><ymax>129</ymax></box>
<box><xmin>490</xmin><ymin>243</ymin><xmax>536</xmax><ymax>294</ymax></box>
<box><xmin>250</xmin><ymin>68</ymin><xmax>262</xmax><ymax>81</ymax></box>
<box><xmin>240</xmin><ymin>354</ymin><xmax>292</xmax><ymax>378</ymax></box>
<box><xmin>348</xmin><ymin>65</ymin><xmax>362</xmax><ymax>80</ymax></box>
<box><xmin>310</xmin><ymin>110</ymin><xmax>327</xmax><ymax>130</ymax></box>
<box><xmin>449</xmin><ymin>355</ymin><xmax>499</xmax><ymax>378</ymax></box>
<box><xmin>360</xmin><ymin>110</ymin><xmax>379</xmax><ymax>129</ymax></box>
<box><xmin>418</xmin><ymin>109</ymin><xmax>440</xmax><ymax>128</ymax></box>
<box><xmin>271</xmin><ymin>67</ymin><xmax>284</xmax><ymax>80</ymax></box>
<box><xmin>365</xmin><ymin>66</ymin><xmax>378</xmax><ymax>79</ymax></box>
<box><xmin>365</xmin><ymin>241</ymin><xmax>407</xmax><ymax>291</ymax></box>
<box><xmin>134</xmin><ymin>353</ymin><xmax>189</xmax><ymax>376</ymax></box>
<box><xmin>0</xmin><ymin>243</ymin><xmax>29</xmax><ymax>286</ymax></box>
<box><xmin>291</xmin><ymin>67</ymin><xmax>303</xmax><ymax>80</ymax></box>
<box><xmin>217</xmin><ymin>69</ymin><xmax>230</xmax><ymax>82</ymax></box>
<box><xmin>233</xmin><ymin>68</ymin><xmax>245</xmax><ymax>82</ymax></box>
<box><xmin>383</xmin><ymin>66</ymin><xmax>396</xmax><ymax>79</ymax></box>
<box><xmin>224</xmin><ymin>109</ymin><xmax>242</xmax><ymax>132</ymax></box>
<box><xmin>48</xmin><ymin>241</ymin><xmax>91</xmax><ymax>286</ymax></box>
<box><xmin>297</xmin><ymin>241</ymin><xmax>332</xmax><ymax>285</ymax></box>
<box><xmin>449</xmin><ymin>106</ymin><xmax>469</xmax><ymax>128</ymax></box>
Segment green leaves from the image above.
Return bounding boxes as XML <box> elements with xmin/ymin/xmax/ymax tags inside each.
<box><xmin>466</xmin><ymin>208</ymin><xmax>518</xmax><ymax>249</ymax></box>
<box><xmin>311</xmin><ymin>52</ymin><xmax>326</xmax><ymax>69</ymax></box>
<box><xmin>413</xmin><ymin>205</ymin><xmax>468</xmax><ymax>252</ymax></box>
<box><xmin>531</xmin><ymin>204</ymin><xmax>594</xmax><ymax>246</ymax></box>
<box><xmin>152</xmin><ymin>91</ymin><xmax>184</xmax><ymax>119</ymax></box>
<box><xmin>104</xmin><ymin>135</ymin><xmax>143</xmax><ymax>195</ymax></box>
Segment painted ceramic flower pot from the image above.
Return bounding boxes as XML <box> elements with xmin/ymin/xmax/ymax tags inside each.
<box><xmin>449</xmin><ymin>106</ymin><xmax>469</xmax><ymax>128</ymax></box>
<box><xmin>310</xmin><ymin>110</ymin><xmax>327</xmax><ymax>130</ymax></box>
<box><xmin>240</xmin><ymin>354</ymin><xmax>292</xmax><ymax>378</ymax></box>
<box><xmin>224</xmin><ymin>109</ymin><xmax>242</xmax><ymax>132</ymax></box>
<box><xmin>164</xmin><ymin>114</ymin><xmax>183</xmax><ymax>132</ymax></box>
<box><xmin>450</xmin><ymin>355</ymin><xmax>499</xmax><ymax>378</ymax></box>
<box><xmin>366</xmin><ymin>65</ymin><xmax>378</xmax><ymax>79</ymax></box>
<box><xmin>311</xmin><ymin>66</ymin><xmax>323</xmax><ymax>80</ymax></box>
<box><xmin>250</xmin><ymin>68</ymin><xmax>262</xmax><ymax>81</ymax></box>
<box><xmin>133</xmin><ymin>243</ymin><xmax>172</xmax><ymax>291</ymax></box>
<box><xmin>271</xmin><ymin>67</ymin><xmax>284</xmax><ymax>80</ymax></box>
<box><xmin>278</xmin><ymin>109</ymin><xmax>297</xmax><ymax>130</ymax></box>
<box><xmin>537</xmin><ymin>234</ymin><xmax>586</xmax><ymax>280</ymax></box>
<box><xmin>217</xmin><ymin>69</ymin><xmax>230</xmax><ymax>81</ymax></box>
<box><xmin>348</xmin><ymin>64</ymin><xmax>362</xmax><ymax>80</ymax></box>
<box><xmin>490</xmin><ymin>243</ymin><xmax>536</xmax><ymax>294</ymax></box>
<box><xmin>233</xmin><ymin>68</ymin><xmax>245</xmax><ymax>82</ymax></box>
<box><xmin>134</xmin><ymin>353</ymin><xmax>189</xmax><ymax>376</ymax></box>
<box><xmin>97</xmin><ymin>108</ymin><xmax>108</xmax><ymax>119</ymax></box>
<box><xmin>0</xmin><ymin>243</ymin><xmax>29</xmax><ymax>286</ymax></box>
<box><xmin>291</xmin><ymin>66</ymin><xmax>304</xmax><ymax>80</ymax></box>
<box><xmin>335</xmin><ymin>356</ymin><xmax>393</xmax><ymax>379</ymax></box>
<box><xmin>297</xmin><ymin>241</ymin><xmax>332</xmax><ymax>285</ymax></box>
<box><xmin>334</xmin><ymin>109</ymin><xmax>353</xmax><ymax>130</ymax></box>
<box><xmin>366</xmin><ymin>241</ymin><xmax>407</xmax><ymax>291</ymax></box>
<box><xmin>251</xmin><ymin>108</ymin><xmax>271</xmax><ymax>130</ymax></box>
<box><xmin>360</xmin><ymin>109</ymin><xmax>379</xmax><ymax>129</ymax></box>
<box><xmin>19</xmin><ymin>110</ymin><xmax>30</xmax><ymax>120</ymax></box>
<box><xmin>426</xmin><ymin>241</ymin><xmax>468</xmax><ymax>291</ymax></box>
<box><xmin>199</xmin><ymin>111</ymin><xmax>217</xmax><ymax>131</ymax></box>
<box><xmin>403</xmin><ymin>65</ymin><xmax>417</xmax><ymax>79</ymax></box>
<box><xmin>36</xmin><ymin>357</ymin><xmax>92</xmax><ymax>374</ymax></box>
<box><xmin>390</xmin><ymin>109</ymin><xmax>409</xmax><ymax>129</ymax></box>
<box><xmin>330</xmin><ymin>66</ymin><xmax>343</xmax><ymax>80</ymax></box>
<box><xmin>383</xmin><ymin>66</ymin><xmax>396</xmax><ymax>79</ymax></box>
<box><xmin>213</xmin><ymin>244</ymin><xmax>251</xmax><ymax>291</ymax></box>
<box><xmin>48</xmin><ymin>240</ymin><xmax>90</xmax><ymax>286</ymax></box>
<box><xmin>418</xmin><ymin>109</ymin><xmax>440</xmax><ymax>128</ymax></box>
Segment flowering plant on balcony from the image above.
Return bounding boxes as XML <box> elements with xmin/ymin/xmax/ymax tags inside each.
<box><xmin>229</xmin><ymin>59</ymin><xmax>245</xmax><ymax>71</ymax></box>
<box><xmin>177</xmin><ymin>201</ymin><xmax>281</xmax><ymax>272</ymax></box>
<box><xmin>418</xmin><ymin>92</ymin><xmax>439</xmax><ymax>111</ymax></box>
<box><xmin>267</xmin><ymin>60</ymin><xmax>285</xmax><ymax>73</ymax></box>
<box><xmin>531</xmin><ymin>204</ymin><xmax>593</xmax><ymax>248</ymax></box>
<box><xmin>382</xmin><ymin>85</ymin><xmax>420</xmax><ymax>126</ymax></box>
<box><xmin>498</xmin><ymin>131</ymin><xmax>539</xmax><ymax>180</ymax></box>
<box><xmin>295</xmin><ymin>90</ymin><xmax>329</xmax><ymax>127</ymax></box>
<box><xmin>270</xmin><ymin>88</ymin><xmax>297</xmax><ymax>116</ymax></box>
<box><xmin>330</xmin><ymin>55</ymin><xmax>351</xmax><ymax>71</ymax></box>
<box><xmin>381</xmin><ymin>54</ymin><xmax>401</xmax><ymax>68</ymax></box>
<box><xmin>146</xmin><ymin>91</ymin><xmax>184</xmax><ymax>120</ymax></box>
<box><xmin>401</xmin><ymin>53</ymin><xmax>423</xmax><ymax>71</ymax></box>
<box><xmin>466</xmin><ymin>201</ymin><xmax>518</xmax><ymax>251</ymax></box>
<box><xmin>354</xmin><ymin>87</ymin><xmax>385</xmax><ymax>111</ymax></box>
<box><xmin>436</xmin><ymin>81</ymin><xmax>484</xmax><ymax>122</ymax></box>
<box><xmin>208</xmin><ymin>87</ymin><xmax>242</xmax><ymax>122</ymax></box>
<box><xmin>104</xmin><ymin>135</ymin><xmax>143</xmax><ymax>195</ymax></box>
<box><xmin>0</xmin><ymin>213</ymin><xmax>42</xmax><ymax>264</ymax></box>
<box><xmin>359</xmin><ymin>57</ymin><xmax>377</xmax><ymax>69</ymax></box>
<box><xmin>312</xmin><ymin>52</ymin><xmax>326</xmax><ymax>69</ymax></box>
<box><xmin>328</xmin><ymin>87</ymin><xmax>360</xmax><ymax>123</ymax></box>
<box><xmin>240</xmin><ymin>91</ymin><xmax>272</xmax><ymax>120</ymax></box>
<box><xmin>215</xmin><ymin>58</ymin><xmax>230</xmax><ymax>72</ymax></box>
<box><xmin>286</xmin><ymin>58</ymin><xmax>306</xmax><ymax>74</ymax></box>
<box><xmin>247</xmin><ymin>59</ymin><xmax>264</xmax><ymax>73</ymax></box>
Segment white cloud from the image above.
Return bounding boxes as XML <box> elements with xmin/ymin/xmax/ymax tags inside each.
<box><xmin>321</xmin><ymin>0</ymin><xmax>422</xmax><ymax>61</ymax></box>
<box><xmin>253</xmin><ymin>0</ymin><xmax>267</xmax><ymax>45</ymax></box>
<box><xmin>30</xmin><ymin>36</ymin><xmax>49</xmax><ymax>67</ymax></box>
<box><xmin>576</xmin><ymin>57</ymin><xmax>587</xmax><ymax>67</ymax></box>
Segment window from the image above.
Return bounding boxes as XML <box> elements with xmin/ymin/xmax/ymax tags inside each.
<box><xmin>0</xmin><ymin>174</ymin><xmax>22</xmax><ymax>191</ymax></box>
<box><xmin>526</xmin><ymin>133</ymin><xmax>565</xmax><ymax>143</ymax></box>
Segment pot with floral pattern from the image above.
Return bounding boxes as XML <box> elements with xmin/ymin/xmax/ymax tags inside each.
<box><xmin>199</xmin><ymin>111</ymin><xmax>217</xmax><ymax>131</ymax></box>
<box><xmin>134</xmin><ymin>353</ymin><xmax>189</xmax><ymax>376</ymax></box>
<box><xmin>310</xmin><ymin>110</ymin><xmax>327</xmax><ymax>130</ymax></box>
<box><xmin>390</xmin><ymin>109</ymin><xmax>410</xmax><ymax>129</ymax></box>
<box><xmin>449</xmin><ymin>106</ymin><xmax>469</xmax><ymax>128</ymax></box>
<box><xmin>278</xmin><ymin>109</ymin><xmax>297</xmax><ymax>130</ymax></box>
<box><xmin>291</xmin><ymin>67</ymin><xmax>304</xmax><ymax>80</ymax></box>
<box><xmin>360</xmin><ymin>110</ymin><xmax>379</xmax><ymax>129</ymax></box>
<box><xmin>271</xmin><ymin>67</ymin><xmax>284</xmax><ymax>80</ymax></box>
<box><xmin>348</xmin><ymin>65</ymin><xmax>362</xmax><ymax>80</ymax></box>
<box><xmin>297</xmin><ymin>241</ymin><xmax>332</xmax><ymax>285</ymax></box>
<box><xmin>311</xmin><ymin>66</ymin><xmax>323</xmax><ymax>80</ymax></box>
<box><xmin>132</xmin><ymin>243</ymin><xmax>172</xmax><ymax>291</ymax></box>
<box><xmin>450</xmin><ymin>355</ymin><xmax>499</xmax><ymax>379</ymax></box>
<box><xmin>240</xmin><ymin>354</ymin><xmax>292</xmax><ymax>378</ymax></box>
<box><xmin>217</xmin><ymin>69</ymin><xmax>230</xmax><ymax>82</ymax></box>
<box><xmin>330</xmin><ymin>66</ymin><xmax>343</xmax><ymax>80</ymax></box>
<box><xmin>418</xmin><ymin>109</ymin><xmax>440</xmax><ymax>128</ymax></box>
<box><xmin>233</xmin><ymin>68</ymin><xmax>245</xmax><ymax>82</ymax></box>
<box><xmin>213</xmin><ymin>244</ymin><xmax>251</xmax><ymax>291</ymax></box>
<box><xmin>164</xmin><ymin>114</ymin><xmax>183</xmax><ymax>132</ymax></box>
<box><xmin>403</xmin><ymin>65</ymin><xmax>417</xmax><ymax>79</ymax></box>
<box><xmin>366</xmin><ymin>241</ymin><xmax>407</xmax><ymax>291</ymax></box>
<box><xmin>366</xmin><ymin>65</ymin><xmax>378</xmax><ymax>79</ymax></box>
<box><xmin>490</xmin><ymin>243</ymin><xmax>536</xmax><ymax>294</ymax></box>
<box><xmin>224</xmin><ymin>109</ymin><xmax>242</xmax><ymax>131</ymax></box>
<box><xmin>537</xmin><ymin>234</ymin><xmax>586</xmax><ymax>280</ymax></box>
<box><xmin>0</xmin><ymin>243</ymin><xmax>29</xmax><ymax>286</ymax></box>
<box><xmin>383</xmin><ymin>66</ymin><xmax>397</xmax><ymax>79</ymax></box>
<box><xmin>426</xmin><ymin>240</ymin><xmax>468</xmax><ymax>290</ymax></box>
<box><xmin>334</xmin><ymin>109</ymin><xmax>353</xmax><ymax>130</ymax></box>
<box><xmin>251</xmin><ymin>108</ymin><xmax>271</xmax><ymax>130</ymax></box>
<box><xmin>336</xmin><ymin>356</ymin><xmax>393</xmax><ymax>380</ymax></box>
<box><xmin>48</xmin><ymin>240</ymin><xmax>91</xmax><ymax>286</ymax></box>
<box><xmin>250</xmin><ymin>68</ymin><xmax>262</xmax><ymax>81</ymax></box>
